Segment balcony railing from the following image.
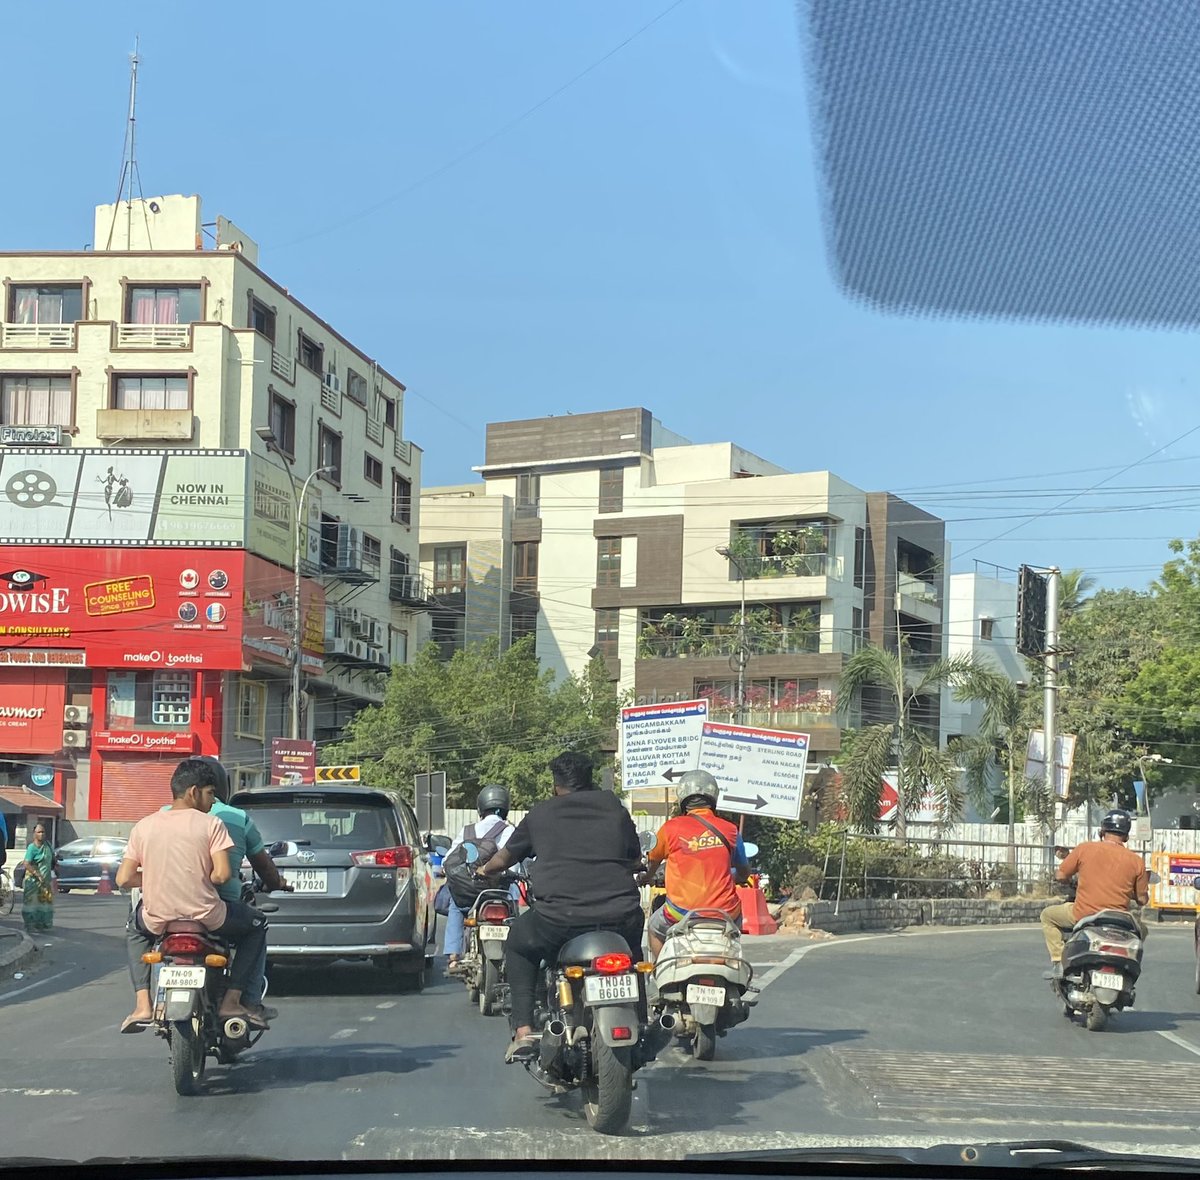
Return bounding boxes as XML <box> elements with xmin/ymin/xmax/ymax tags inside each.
<box><xmin>394</xmin><ymin>437</ymin><xmax>413</xmax><ymax>464</ymax></box>
<box><xmin>116</xmin><ymin>323</ymin><xmax>191</xmax><ymax>349</ymax></box>
<box><xmin>706</xmin><ymin>702</ymin><xmax>842</xmax><ymax>732</ymax></box>
<box><xmin>366</xmin><ymin>416</ymin><xmax>385</xmax><ymax>445</ymax></box>
<box><xmin>730</xmin><ymin>552</ymin><xmax>844</xmax><ymax>581</ymax></box>
<box><xmin>389</xmin><ymin>571</ymin><xmax>435</xmax><ymax>608</ymax></box>
<box><xmin>897</xmin><ymin>570</ymin><xmax>939</xmax><ymax>604</ymax></box>
<box><xmin>1</xmin><ymin>322</ymin><xmax>75</xmax><ymax>348</ymax></box>
<box><xmin>636</xmin><ymin>623</ymin><xmax>859</xmax><ymax>660</ymax></box>
<box><xmin>271</xmin><ymin>350</ymin><xmax>294</xmax><ymax>381</ymax></box>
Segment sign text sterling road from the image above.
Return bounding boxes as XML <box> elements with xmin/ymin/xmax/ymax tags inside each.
<box><xmin>698</xmin><ymin>721</ymin><xmax>811</xmax><ymax>821</ymax></box>
<box><xmin>619</xmin><ymin>699</ymin><xmax>707</xmax><ymax>790</ymax></box>
<box><xmin>316</xmin><ymin>764</ymin><xmax>361</xmax><ymax>782</ymax></box>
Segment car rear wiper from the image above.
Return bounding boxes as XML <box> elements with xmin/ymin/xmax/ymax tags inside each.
<box><xmin>687</xmin><ymin>1140</ymin><xmax>1200</xmax><ymax>1171</ymax></box>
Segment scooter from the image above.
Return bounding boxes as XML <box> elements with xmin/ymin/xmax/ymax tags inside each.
<box><xmin>462</xmin><ymin>875</ymin><xmax>519</xmax><ymax>1016</ymax></box>
<box><xmin>1051</xmin><ymin>908</ymin><xmax>1144</xmax><ymax>1031</ymax></box>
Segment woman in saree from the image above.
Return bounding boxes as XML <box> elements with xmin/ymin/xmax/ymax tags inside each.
<box><xmin>22</xmin><ymin>823</ymin><xmax>55</xmax><ymax>934</ymax></box>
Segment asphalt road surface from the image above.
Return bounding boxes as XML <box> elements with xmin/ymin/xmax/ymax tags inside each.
<box><xmin>3</xmin><ymin>895</ymin><xmax>1200</xmax><ymax>1162</ymax></box>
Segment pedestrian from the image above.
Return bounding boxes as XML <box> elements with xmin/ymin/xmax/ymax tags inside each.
<box><xmin>21</xmin><ymin>823</ymin><xmax>55</xmax><ymax>934</ymax></box>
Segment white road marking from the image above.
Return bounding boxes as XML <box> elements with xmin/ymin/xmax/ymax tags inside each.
<box><xmin>0</xmin><ymin>970</ymin><xmax>72</xmax><ymax>1002</ymax></box>
<box><xmin>330</xmin><ymin>1027</ymin><xmax>357</xmax><ymax>1039</ymax></box>
<box><xmin>0</xmin><ymin>1086</ymin><xmax>78</xmax><ymax>1097</ymax></box>
<box><xmin>361</xmin><ymin>1015</ymin><xmax>376</xmax><ymax>1022</ymax></box>
<box><xmin>376</xmin><ymin>1001</ymin><xmax>397</xmax><ymax>1009</ymax></box>
<box><xmin>1156</xmin><ymin>1029</ymin><xmax>1200</xmax><ymax>1059</ymax></box>
<box><xmin>755</xmin><ymin>934</ymin><xmax>895</xmax><ymax>992</ymax></box>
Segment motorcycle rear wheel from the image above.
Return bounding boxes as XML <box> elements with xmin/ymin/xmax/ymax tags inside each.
<box><xmin>1086</xmin><ymin>1003</ymin><xmax>1109</xmax><ymax>1032</ymax></box>
<box><xmin>479</xmin><ymin>959</ymin><xmax>499</xmax><ymax>1016</ymax></box>
<box><xmin>692</xmin><ymin>1022</ymin><xmax>716</xmax><ymax>1061</ymax></box>
<box><xmin>581</xmin><ymin>1037</ymin><xmax>633</xmax><ymax>1135</ymax></box>
<box><xmin>169</xmin><ymin>1018</ymin><xmax>205</xmax><ymax>1095</ymax></box>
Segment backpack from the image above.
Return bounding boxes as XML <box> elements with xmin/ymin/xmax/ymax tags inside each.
<box><xmin>442</xmin><ymin>821</ymin><xmax>511</xmax><ymax>908</ymax></box>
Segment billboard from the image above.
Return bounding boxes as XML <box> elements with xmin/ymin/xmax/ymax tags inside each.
<box><xmin>0</xmin><ymin>448</ymin><xmax>247</xmax><ymax>547</ymax></box>
<box><xmin>0</xmin><ymin>546</ymin><xmax>246</xmax><ymax>669</ymax></box>
<box><xmin>271</xmin><ymin>738</ymin><xmax>317</xmax><ymax>785</ymax></box>
<box><xmin>242</xmin><ymin>555</ymin><xmax>326</xmax><ymax>675</ymax></box>
<box><xmin>0</xmin><ymin>671</ymin><xmax>66</xmax><ymax>753</ymax></box>
<box><xmin>248</xmin><ymin>458</ymin><xmax>322</xmax><ymax>569</ymax></box>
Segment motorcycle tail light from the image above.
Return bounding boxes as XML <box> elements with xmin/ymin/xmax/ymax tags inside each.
<box><xmin>610</xmin><ymin>1027</ymin><xmax>633</xmax><ymax>1040</ymax></box>
<box><xmin>696</xmin><ymin>977</ymin><xmax>719</xmax><ymax>987</ymax></box>
<box><xmin>161</xmin><ymin>933</ymin><xmax>209</xmax><ymax>956</ymax></box>
<box><xmin>593</xmin><ymin>953</ymin><xmax>632</xmax><ymax>974</ymax></box>
<box><xmin>352</xmin><ymin>846</ymin><xmax>413</xmax><ymax>868</ymax></box>
<box><xmin>1098</xmin><ymin>943</ymin><xmax>1134</xmax><ymax>956</ymax></box>
<box><xmin>480</xmin><ymin>903</ymin><xmax>511</xmax><ymax>922</ymax></box>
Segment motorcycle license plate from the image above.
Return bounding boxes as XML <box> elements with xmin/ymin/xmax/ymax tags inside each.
<box><xmin>584</xmin><ymin>973</ymin><xmax>638</xmax><ymax>1004</ymax></box>
<box><xmin>1092</xmin><ymin>970</ymin><xmax>1124</xmax><ymax>990</ymax></box>
<box><xmin>686</xmin><ymin>983</ymin><xmax>726</xmax><ymax>1006</ymax></box>
<box><xmin>478</xmin><ymin>924</ymin><xmax>508</xmax><ymax>941</ymax></box>
<box><xmin>157</xmin><ymin>965</ymin><xmax>207</xmax><ymax>989</ymax></box>
<box><xmin>283</xmin><ymin>869</ymin><xmax>327</xmax><ymax>893</ymax></box>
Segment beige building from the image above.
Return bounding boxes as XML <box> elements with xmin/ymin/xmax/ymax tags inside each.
<box><xmin>0</xmin><ymin>194</ymin><xmax>427</xmax><ymax>823</ymax></box>
<box><xmin>418</xmin><ymin>407</ymin><xmax>949</xmax><ymax>764</ymax></box>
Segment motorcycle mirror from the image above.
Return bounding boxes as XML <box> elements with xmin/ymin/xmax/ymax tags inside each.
<box><xmin>1193</xmin><ymin>876</ymin><xmax>1200</xmax><ymax>890</ymax></box>
<box><xmin>742</xmin><ymin>841</ymin><xmax>759</xmax><ymax>859</ymax></box>
<box><xmin>269</xmin><ymin>840</ymin><xmax>300</xmax><ymax>859</ymax></box>
<box><xmin>638</xmin><ymin>830</ymin><xmax>655</xmax><ymax>852</ymax></box>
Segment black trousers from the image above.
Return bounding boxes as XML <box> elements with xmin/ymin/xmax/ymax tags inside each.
<box><xmin>505</xmin><ymin>906</ymin><xmax>645</xmax><ymax>1029</ymax></box>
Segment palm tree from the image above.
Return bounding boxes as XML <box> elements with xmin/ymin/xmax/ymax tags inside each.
<box><xmin>1058</xmin><ymin>568</ymin><xmax>1096</xmax><ymax>620</ymax></box>
<box><xmin>836</xmin><ymin>644</ymin><xmax>980</xmax><ymax>846</ymax></box>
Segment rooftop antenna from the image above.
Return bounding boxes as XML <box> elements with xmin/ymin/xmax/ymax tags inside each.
<box><xmin>105</xmin><ymin>38</ymin><xmax>152</xmax><ymax>251</ymax></box>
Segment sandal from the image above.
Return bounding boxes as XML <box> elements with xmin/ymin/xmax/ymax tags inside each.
<box><xmin>120</xmin><ymin>1015</ymin><xmax>152</xmax><ymax>1034</ymax></box>
<box><xmin>504</xmin><ymin>1033</ymin><xmax>539</xmax><ymax>1064</ymax></box>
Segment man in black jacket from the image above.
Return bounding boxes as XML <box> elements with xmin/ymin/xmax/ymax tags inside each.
<box><xmin>476</xmin><ymin>750</ymin><xmax>644</xmax><ymax>1062</ymax></box>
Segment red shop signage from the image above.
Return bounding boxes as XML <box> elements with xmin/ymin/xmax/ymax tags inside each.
<box><xmin>94</xmin><ymin>730</ymin><xmax>199</xmax><ymax>754</ymax></box>
<box><xmin>0</xmin><ymin>547</ymin><xmax>245</xmax><ymax>670</ymax></box>
<box><xmin>0</xmin><ymin>670</ymin><xmax>66</xmax><ymax>753</ymax></box>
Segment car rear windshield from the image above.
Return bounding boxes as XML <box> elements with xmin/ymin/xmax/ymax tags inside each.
<box><xmin>243</xmin><ymin>800</ymin><xmax>401</xmax><ymax>851</ymax></box>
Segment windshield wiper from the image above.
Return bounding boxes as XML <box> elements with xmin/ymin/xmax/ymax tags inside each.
<box><xmin>687</xmin><ymin>1140</ymin><xmax>1200</xmax><ymax>1172</ymax></box>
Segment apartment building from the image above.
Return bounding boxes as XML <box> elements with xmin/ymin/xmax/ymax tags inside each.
<box><xmin>418</xmin><ymin>407</ymin><xmax>950</xmax><ymax>763</ymax></box>
<box><xmin>0</xmin><ymin>195</ymin><xmax>427</xmax><ymax>824</ymax></box>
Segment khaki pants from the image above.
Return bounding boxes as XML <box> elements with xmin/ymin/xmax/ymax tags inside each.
<box><xmin>1040</xmin><ymin>902</ymin><xmax>1148</xmax><ymax>961</ymax></box>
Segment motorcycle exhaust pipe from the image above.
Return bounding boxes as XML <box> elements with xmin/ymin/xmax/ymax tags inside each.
<box><xmin>539</xmin><ymin>1020</ymin><xmax>566</xmax><ymax>1069</ymax></box>
<box><xmin>658</xmin><ymin>1011</ymin><xmax>678</xmax><ymax>1031</ymax></box>
<box><xmin>223</xmin><ymin>1017</ymin><xmax>248</xmax><ymax>1040</ymax></box>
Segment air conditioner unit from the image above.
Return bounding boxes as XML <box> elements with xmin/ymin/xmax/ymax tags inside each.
<box><xmin>62</xmin><ymin>729</ymin><xmax>89</xmax><ymax>749</ymax></box>
<box><xmin>369</xmin><ymin>620</ymin><xmax>386</xmax><ymax>646</ymax></box>
<box><xmin>63</xmin><ymin>704</ymin><xmax>91</xmax><ymax>725</ymax></box>
<box><xmin>327</xmin><ymin>637</ymin><xmax>348</xmax><ymax>655</ymax></box>
<box><xmin>323</xmin><ymin>371</ymin><xmax>341</xmax><ymax>394</ymax></box>
<box><xmin>346</xmin><ymin>606</ymin><xmax>361</xmax><ymax>625</ymax></box>
<box><xmin>367</xmin><ymin>645</ymin><xmax>388</xmax><ymax>667</ymax></box>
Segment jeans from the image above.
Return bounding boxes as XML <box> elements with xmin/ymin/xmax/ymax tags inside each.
<box><xmin>505</xmin><ymin>907</ymin><xmax>645</xmax><ymax>1029</ymax></box>
<box><xmin>1040</xmin><ymin>902</ymin><xmax>1148</xmax><ymax>961</ymax></box>
<box><xmin>127</xmin><ymin>900</ymin><xmax>268</xmax><ymax>998</ymax></box>
<box><xmin>445</xmin><ymin>883</ymin><xmax>523</xmax><ymax>958</ymax></box>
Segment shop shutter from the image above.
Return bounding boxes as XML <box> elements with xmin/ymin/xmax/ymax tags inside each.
<box><xmin>100</xmin><ymin>757</ymin><xmax>175</xmax><ymax>821</ymax></box>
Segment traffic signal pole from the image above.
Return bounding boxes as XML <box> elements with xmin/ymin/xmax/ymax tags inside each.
<box><xmin>1044</xmin><ymin>567</ymin><xmax>1061</xmax><ymax>849</ymax></box>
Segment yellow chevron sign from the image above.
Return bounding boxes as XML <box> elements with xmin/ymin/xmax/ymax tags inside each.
<box><xmin>315</xmin><ymin>765</ymin><xmax>361</xmax><ymax>782</ymax></box>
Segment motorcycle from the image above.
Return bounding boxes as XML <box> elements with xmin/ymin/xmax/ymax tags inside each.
<box><xmin>462</xmin><ymin>874</ymin><xmax>520</xmax><ymax>1016</ymax></box>
<box><xmin>652</xmin><ymin>907</ymin><xmax>755</xmax><ymax>1059</ymax></box>
<box><xmin>1051</xmin><ymin>908</ymin><xmax>1144</xmax><ymax>1031</ymax></box>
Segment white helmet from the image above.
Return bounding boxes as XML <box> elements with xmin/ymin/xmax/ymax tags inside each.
<box><xmin>676</xmin><ymin>769</ymin><xmax>719</xmax><ymax>811</ymax></box>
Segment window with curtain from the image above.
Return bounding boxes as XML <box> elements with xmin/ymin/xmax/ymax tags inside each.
<box><xmin>126</xmin><ymin>286</ymin><xmax>201</xmax><ymax>324</ymax></box>
<box><xmin>0</xmin><ymin>375</ymin><xmax>73</xmax><ymax>426</ymax></box>
<box><xmin>10</xmin><ymin>284</ymin><xmax>83</xmax><ymax>324</ymax></box>
<box><xmin>434</xmin><ymin>546</ymin><xmax>467</xmax><ymax>594</ymax></box>
<box><xmin>113</xmin><ymin>375</ymin><xmax>189</xmax><ymax>411</ymax></box>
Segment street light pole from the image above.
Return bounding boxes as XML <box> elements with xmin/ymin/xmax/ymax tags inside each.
<box><xmin>291</xmin><ymin>466</ymin><xmax>332</xmax><ymax>741</ymax></box>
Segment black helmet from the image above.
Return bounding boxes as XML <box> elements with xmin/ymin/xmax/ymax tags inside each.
<box><xmin>1100</xmin><ymin>809</ymin><xmax>1132</xmax><ymax>839</ymax></box>
<box><xmin>477</xmin><ymin>784</ymin><xmax>510</xmax><ymax>818</ymax></box>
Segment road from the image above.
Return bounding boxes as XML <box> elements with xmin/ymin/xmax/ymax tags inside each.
<box><xmin>3</xmin><ymin>895</ymin><xmax>1200</xmax><ymax>1161</ymax></box>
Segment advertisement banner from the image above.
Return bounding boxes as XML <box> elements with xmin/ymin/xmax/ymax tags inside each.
<box><xmin>0</xmin><ymin>448</ymin><xmax>247</xmax><ymax>547</ymax></box>
<box><xmin>93</xmin><ymin>730</ymin><xmax>199</xmax><ymax>754</ymax></box>
<box><xmin>0</xmin><ymin>546</ymin><xmax>246</xmax><ymax>669</ymax></box>
<box><xmin>0</xmin><ymin>671</ymin><xmax>66</xmax><ymax>753</ymax></box>
<box><xmin>247</xmin><ymin>458</ymin><xmax>322</xmax><ymax>569</ymax></box>
<box><xmin>271</xmin><ymin>738</ymin><xmax>317</xmax><ymax>785</ymax></box>
<box><xmin>242</xmin><ymin>555</ymin><xmax>325</xmax><ymax>675</ymax></box>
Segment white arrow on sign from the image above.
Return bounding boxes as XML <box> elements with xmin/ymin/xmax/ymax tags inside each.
<box><xmin>699</xmin><ymin>721</ymin><xmax>811</xmax><ymax>821</ymax></box>
<box><xmin>619</xmin><ymin>699</ymin><xmax>707</xmax><ymax>790</ymax></box>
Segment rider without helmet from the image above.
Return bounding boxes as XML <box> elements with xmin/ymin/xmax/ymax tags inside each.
<box><xmin>1099</xmin><ymin>808</ymin><xmax>1133</xmax><ymax>840</ymax></box>
<box><xmin>675</xmin><ymin>769</ymin><xmax>719</xmax><ymax>813</ymax></box>
<box><xmin>476</xmin><ymin>783</ymin><xmax>511</xmax><ymax>819</ymax></box>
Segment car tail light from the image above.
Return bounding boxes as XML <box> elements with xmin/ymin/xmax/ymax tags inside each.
<box><xmin>352</xmin><ymin>847</ymin><xmax>413</xmax><ymax>868</ymax></box>
<box><xmin>610</xmin><ymin>1026</ymin><xmax>633</xmax><ymax>1040</ymax></box>
<box><xmin>480</xmin><ymin>902</ymin><xmax>510</xmax><ymax>922</ymax></box>
<box><xmin>161</xmin><ymin>934</ymin><xmax>210</xmax><ymax>956</ymax></box>
<box><xmin>593</xmin><ymin>953</ymin><xmax>632</xmax><ymax>974</ymax></box>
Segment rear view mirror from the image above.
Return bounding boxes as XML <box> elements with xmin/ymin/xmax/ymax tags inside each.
<box><xmin>1193</xmin><ymin>876</ymin><xmax>1200</xmax><ymax>890</ymax></box>
<box><xmin>269</xmin><ymin>841</ymin><xmax>300</xmax><ymax>859</ymax></box>
<box><xmin>742</xmin><ymin>841</ymin><xmax>759</xmax><ymax>860</ymax></box>
<box><xmin>638</xmin><ymin>830</ymin><xmax>655</xmax><ymax>853</ymax></box>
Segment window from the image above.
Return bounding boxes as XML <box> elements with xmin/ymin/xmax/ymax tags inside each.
<box><xmin>107</xmin><ymin>670</ymin><xmax>193</xmax><ymax>728</ymax></box>
<box><xmin>596</xmin><ymin>538</ymin><xmax>622</xmax><ymax>587</ymax></box>
<box><xmin>390</xmin><ymin>547</ymin><xmax>411</xmax><ymax>578</ymax></box>
<box><xmin>595</xmin><ymin>608</ymin><xmax>619</xmax><ymax>657</ymax></box>
<box><xmin>269</xmin><ymin>391</ymin><xmax>295</xmax><ymax>456</ymax></box>
<box><xmin>318</xmin><ymin>425</ymin><xmax>342</xmax><ymax>483</ymax></box>
<box><xmin>432</xmin><ymin>611</ymin><xmax>465</xmax><ymax>658</ymax></box>
<box><xmin>298</xmin><ymin>331</ymin><xmax>323</xmax><ymax>373</ymax></box>
<box><xmin>381</xmin><ymin>395</ymin><xmax>397</xmax><ymax>430</ymax></box>
<box><xmin>515</xmin><ymin>472</ymin><xmax>540</xmax><ymax>518</ymax></box>
<box><xmin>854</xmin><ymin>527</ymin><xmax>866</xmax><ymax>589</ymax></box>
<box><xmin>364</xmin><ymin>453</ymin><xmax>383</xmax><ymax>486</ymax></box>
<box><xmin>979</xmin><ymin>616</ymin><xmax>995</xmax><ymax>641</ymax></box>
<box><xmin>113</xmin><ymin>374</ymin><xmax>189</xmax><ymax>410</ymax></box>
<box><xmin>346</xmin><ymin>368</ymin><xmax>368</xmax><ymax>405</ymax></box>
<box><xmin>10</xmin><ymin>284</ymin><xmax>82</xmax><ymax>324</ymax></box>
<box><xmin>512</xmin><ymin>541</ymin><xmax>539</xmax><ymax>591</ymax></box>
<box><xmin>236</xmin><ymin>679</ymin><xmax>267</xmax><ymax>740</ymax></box>
<box><xmin>434</xmin><ymin>545</ymin><xmax>467</xmax><ymax>594</ymax></box>
<box><xmin>392</xmin><ymin>473</ymin><xmax>412</xmax><ymax>524</ymax></box>
<box><xmin>511</xmin><ymin>612</ymin><xmax>537</xmax><ymax>649</ymax></box>
<box><xmin>126</xmin><ymin>285</ymin><xmax>201</xmax><ymax>324</ymax></box>
<box><xmin>363</xmin><ymin>533</ymin><xmax>382</xmax><ymax>574</ymax></box>
<box><xmin>0</xmin><ymin>375</ymin><xmax>73</xmax><ymax>426</ymax></box>
<box><xmin>599</xmin><ymin>467</ymin><xmax>623</xmax><ymax>514</ymax></box>
<box><xmin>250</xmin><ymin>296</ymin><xmax>276</xmax><ymax>343</ymax></box>
<box><xmin>852</xmin><ymin>606</ymin><xmax>865</xmax><ymax>649</ymax></box>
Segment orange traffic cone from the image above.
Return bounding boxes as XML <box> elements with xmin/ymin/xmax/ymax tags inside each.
<box><xmin>97</xmin><ymin>864</ymin><xmax>114</xmax><ymax>896</ymax></box>
<box><xmin>738</xmin><ymin>883</ymin><xmax>778</xmax><ymax>936</ymax></box>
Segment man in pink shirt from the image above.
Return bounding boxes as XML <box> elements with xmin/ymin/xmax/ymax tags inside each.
<box><xmin>116</xmin><ymin>760</ymin><xmax>269</xmax><ymax>1034</ymax></box>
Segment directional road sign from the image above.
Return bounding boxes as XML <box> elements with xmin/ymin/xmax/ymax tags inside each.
<box><xmin>619</xmin><ymin>699</ymin><xmax>707</xmax><ymax>790</ymax></box>
<box><xmin>316</xmin><ymin>764</ymin><xmax>360</xmax><ymax>782</ymax></box>
<box><xmin>414</xmin><ymin>771</ymin><xmax>446</xmax><ymax>832</ymax></box>
<box><xmin>698</xmin><ymin>721</ymin><xmax>811</xmax><ymax>821</ymax></box>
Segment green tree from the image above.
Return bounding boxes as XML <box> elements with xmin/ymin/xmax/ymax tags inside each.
<box><xmin>1057</xmin><ymin>568</ymin><xmax>1097</xmax><ymax>621</ymax></box>
<box><xmin>836</xmin><ymin>645</ymin><xmax>979</xmax><ymax>845</ymax></box>
<box><xmin>323</xmin><ymin>638</ymin><xmax>622</xmax><ymax>808</ymax></box>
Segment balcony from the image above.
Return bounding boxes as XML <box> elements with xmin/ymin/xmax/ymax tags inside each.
<box><xmin>95</xmin><ymin>408</ymin><xmax>193</xmax><ymax>441</ymax></box>
<box><xmin>116</xmin><ymin>323</ymin><xmax>191</xmax><ymax>349</ymax></box>
<box><xmin>389</xmin><ymin>571</ymin><xmax>436</xmax><ymax>609</ymax></box>
<box><xmin>637</xmin><ymin>618</ymin><xmax>856</xmax><ymax>661</ymax></box>
<box><xmin>1</xmin><ymin>322</ymin><xmax>75</xmax><ymax>349</ymax></box>
<box><xmin>271</xmin><ymin>350</ymin><xmax>294</xmax><ymax>382</ymax></box>
<box><xmin>394</xmin><ymin>437</ymin><xmax>413</xmax><ymax>464</ymax></box>
<box><xmin>366</xmin><ymin>416</ymin><xmax>385</xmax><ymax>445</ymax></box>
<box><xmin>896</xmin><ymin>571</ymin><xmax>941</xmax><ymax>623</ymax></box>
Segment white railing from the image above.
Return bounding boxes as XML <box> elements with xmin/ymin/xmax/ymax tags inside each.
<box><xmin>366</xmin><ymin>416</ymin><xmax>384</xmax><ymax>445</ymax></box>
<box><xmin>1</xmin><ymin>322</ymin><xmax>76</xmax><ymax>348</ymax></box>
<box><xmin>320</xmin><ymin>382</ymin><xmax>342</xmax><ymax>414</ymax></box>
<box><xmin>394</xmin><ymin>437</ymin><xmax>412</xmax><ymax>464</ymax></box>
<box><xmin>116</xmin><ymin>323</ymin><xmax>191</xmax><ymax>349</ymax></box>
<box><xmin>271</xmin><ymin>350</ymin><xmax>294</xmax><ymax>381</ymax></box>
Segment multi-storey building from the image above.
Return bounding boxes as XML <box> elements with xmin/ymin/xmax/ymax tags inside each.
<box><xmin>0</xmin><ymin>195</ymin><xmax>427</xmax><ymax>826</ymax></box>
<box><xmin>419</xmin><ymin>407</ymin><xmax>949</xmax><ymax>766</ymax></box>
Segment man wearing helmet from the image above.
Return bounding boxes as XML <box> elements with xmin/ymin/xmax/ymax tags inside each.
<box><xmin>1040</xmin><ymin>809</ymin><xmax>1149</xmax><ymax>974</ymax></box>
<box><xmin>443</xmin><ymin>784</ymin><xmax>515</xmax><ymax>976</ymax></box>
<box><xmin>642</xmin><ymin>770</ymin><xmax>751</xmax><ymax>958</ymax></box>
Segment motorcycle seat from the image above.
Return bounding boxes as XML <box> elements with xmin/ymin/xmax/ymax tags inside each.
<box><xmin>163</xmin><ymin>919</ymin><xmax>211</xmax><ymax>934</ymax></box>
<box><xmin>1072</xmin><ymin>909</ymin><xmax>1141</xmax><ymax>934</ymax></box>
<box><xmin>557</xmin><ymin>930</ymin><xmax>632</xmax><ymax>966</ymax></box>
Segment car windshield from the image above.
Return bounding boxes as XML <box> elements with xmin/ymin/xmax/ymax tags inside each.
<box><xmin>7</xmin><ymin>0</ymin><xmax>1200</xmax><ymax>1172</ymax></box>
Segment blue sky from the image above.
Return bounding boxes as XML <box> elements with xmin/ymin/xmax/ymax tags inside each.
<box><xmin>5</xmin><ymin>0</ymin><xmax>1198</xmax><ymax>590</ymax></box>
